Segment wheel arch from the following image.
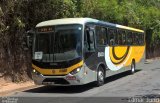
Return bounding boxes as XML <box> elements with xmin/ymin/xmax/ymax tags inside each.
<box><xmin>96</xmin><ymin>62</ymin><xmax>106</xmax><ymax>77</ymax></box>
<box><xmin>132</xmin><ymin>58</ymin><xmax>136</xmax><ymax>64</ymax></box>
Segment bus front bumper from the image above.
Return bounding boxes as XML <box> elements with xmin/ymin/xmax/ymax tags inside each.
<box><xmin>31</xmin><ymin>70</ymin><xmax>86</xmax><ymax>86</ymax></box>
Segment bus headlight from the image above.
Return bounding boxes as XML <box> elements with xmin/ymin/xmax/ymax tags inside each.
<box><xmin>32</xmin><ymin>69</ymin><xmax>41</xmax><ymax>75</ymax></box>
<box><xmin>70</xmin><ymin>68</ymin><xmax>81</xmax><ymax>75</ymax></box>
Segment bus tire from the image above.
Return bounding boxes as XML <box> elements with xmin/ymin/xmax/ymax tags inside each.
<box><xmin>131</xmin><ymin>60</ymin><xmax>136</xmax><ymax>74</ymax></box>
<box><xmin>96</xmin><ymin>66</ymin><xmax>105</xmax><ymax>86</ymax></box>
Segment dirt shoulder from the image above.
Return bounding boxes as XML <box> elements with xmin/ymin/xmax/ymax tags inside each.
<box><xmin>0</xmin><ymin>78</ymin><xmax>35</xmax><ymax>96</ymax></box>
<box><xmin>145</xmin><ymin>57</ymin><xmax>160</xmax><ymax>63</ymax></box>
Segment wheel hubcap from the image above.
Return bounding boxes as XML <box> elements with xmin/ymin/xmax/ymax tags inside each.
<box><xmin>131</xmin><ymin>64</ymin><xmax>135</xmax><ymax>72</ymax></box>
<box><xmin>98</xmin><ymin>71</ymin><xmax>104</xmax><ymax>82</ymax></box>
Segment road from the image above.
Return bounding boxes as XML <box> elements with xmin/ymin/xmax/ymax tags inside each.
<box><xmin>1</xmin><ymin>59</ymin><xmax>160</xmax><ymax>103</ymax></box>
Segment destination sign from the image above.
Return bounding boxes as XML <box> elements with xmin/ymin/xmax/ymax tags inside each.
<box><xmin>38</xmin><ymin>27</ymin><xmax>54</xmax><ymax>32</ymax></box>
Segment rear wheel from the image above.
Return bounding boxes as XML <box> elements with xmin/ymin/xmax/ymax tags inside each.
<box><xmin>131</xmin><ymin>60</ymin><xmax>136</xmax><ymax>74</ymax></box>
<box><xmin>96</xmin><ymin>66</ymin><xmax>105</xmax><ymax>86</ymax></box>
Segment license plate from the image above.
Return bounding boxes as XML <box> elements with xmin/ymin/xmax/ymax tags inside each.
<box><xmin>42</xmin><ymin>82</ymin><xmax>54</xmax><ymax>85</ymax></box>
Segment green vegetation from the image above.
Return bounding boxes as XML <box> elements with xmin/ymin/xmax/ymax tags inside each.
<box><xmin>0</xmin><ymin>0</ymin><xmax>160</xmax><ymax>81</ymax></box>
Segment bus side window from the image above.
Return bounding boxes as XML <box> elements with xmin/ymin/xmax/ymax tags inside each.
<box><xmin>135</xmin><ymin>33</ymin><xmax>139</xmax><ymax>45</ymax></box>
<box><xmin>105</xmin><ymin>28</ymin><xmax>109</xmax><ymax>45</ymax></box>
<box><xmin>122</xmin><ymin>31</ymin><xmax>126</xmax><ymax>45</ymax></box>
<box><xmin>114</xmin><ymin>29</ymin><xmax>118</xmax><ymax>45</ymax></box>
<box><xmin>137</xmin><ymin>33</ymin><xmax>141</xmax><ymax>45</ymax></box>
<box><xmin>127</xmin><ymin>32</ymin><xmax>133</xmax><ymax>45</ymax></box>
<box><xmin>141</xmin><ymin>33</ymin><xmax>145</xmax><ymax>45</ymax></box>
<box><xmin>139</xmin><ymin>33</ymin><xmax>144</xmax><ymax>45</ymax></box>
<box><xmin>117</xmin><ymin>29</ymin><xmax>123</xmax><ymax>45</ymax></box>
<box><xmin>109</xmin><ymin>29</ymin><xmax>115</xmax><ymax>46</ymax></box>
<box><xmin>132</xmin><ymin>32</ymin><xmax>135</xmax><ymax>45</ymax></box>
<box><xmin>96</xmin><ymin>26</ymin><xmax>107</xmax><ymax>45</ymax></box>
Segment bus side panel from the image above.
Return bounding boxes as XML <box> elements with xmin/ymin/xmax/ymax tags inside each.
<box><xmin>124</xmin><ymin>46</ymin><xmax>145</xmax><ymax>67</ymax></box>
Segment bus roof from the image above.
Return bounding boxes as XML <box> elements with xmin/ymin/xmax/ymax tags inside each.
<box><xmin>36</xmin><ymin>18</ymin><xmax>98</xmax><ymax>27</ymax></box>
<box><xmin>36</xmin><ymin>18</ymin><xmax>144</xmax><ymax>33</ymax></box>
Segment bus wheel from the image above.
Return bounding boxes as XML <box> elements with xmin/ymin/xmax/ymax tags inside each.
<box><xmin>96</xmin><ymin>66</ymin><xmax>105</xmax><ymax>86</ymax></box>
<box><xmin>131</xmin><ymin>61</ymin><xmax>136</xmax><ymax>74</ymax></box>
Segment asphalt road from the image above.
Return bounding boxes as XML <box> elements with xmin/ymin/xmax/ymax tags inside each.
<box><xmin>2</xmin><ymin>59</ymin><xmax>160</xmax><ymax>103</ymax></box>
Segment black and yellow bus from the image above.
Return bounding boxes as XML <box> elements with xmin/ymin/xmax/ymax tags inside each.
<box><xmin>29</xmin><ymin>18</ymin><xmax>145</xmax><ymax>86</ymax></box>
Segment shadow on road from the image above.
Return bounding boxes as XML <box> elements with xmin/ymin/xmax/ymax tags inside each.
<box><xmin>104</xmin><ymin>70</ymin><xmax>140</xmax><ymax>84</ymax></box>
<box><xmin>24</xmin><ymin>70</ymin><xmax>141</xmax><ymax>94</ymax></box>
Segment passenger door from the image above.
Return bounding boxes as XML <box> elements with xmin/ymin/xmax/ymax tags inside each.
<box><xmin>84</xmin><ymin>26</ymin><xmax>96</xmax><ymax>59</ymax></box>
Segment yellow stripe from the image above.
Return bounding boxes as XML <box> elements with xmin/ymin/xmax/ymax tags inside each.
<box><xmin>117</xmin><ymin>25</ymin><xmax>144</xmax><ymax>33</ymax></box>
<box><xmin>32</xmin><ymin>60</ymin><xmax>84</xmax><ymax>75</ymax></box>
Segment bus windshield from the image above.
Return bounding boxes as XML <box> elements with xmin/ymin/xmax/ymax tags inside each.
<box><xmin>33</xmin><ymin>24</ymin><xmax>82</xmax><ymax>62</ymax></box>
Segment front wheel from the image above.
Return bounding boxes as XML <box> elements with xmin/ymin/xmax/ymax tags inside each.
<box><xmin>131</xmin><ymin>61</ymin><xmax>136</xmax><ymax>74</ymax></box>
<box><xmin>96</xmin><ymin>66</ymin><xmax>105</xmax><ymax>86</ymax></box>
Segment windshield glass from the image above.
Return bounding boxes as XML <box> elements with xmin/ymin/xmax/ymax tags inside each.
<box><xmin>33</xmin><ymin>24</ymin><xmax>82</xmax><ymax>62</ymax></box>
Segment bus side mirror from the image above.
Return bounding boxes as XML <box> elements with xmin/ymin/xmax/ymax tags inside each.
<box><xmin>26</xmin><ymin>35</ymin><xmax>31</xmax><ymax>48</ymax></box>
<box><xmin>25</xmin><ymin>30</ymin><xmax>34</xmax><ymax>49</ymax></box>
<box><xmin>88</xmin><ymin>31</ymin><xmax>94</xmax><ymax>43</ymax></box>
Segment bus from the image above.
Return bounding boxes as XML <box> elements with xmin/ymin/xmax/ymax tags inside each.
<box><xmin>28</xmin><ymin>18</ymin><xmax>145</xmax><ymax>86</ymax></box>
